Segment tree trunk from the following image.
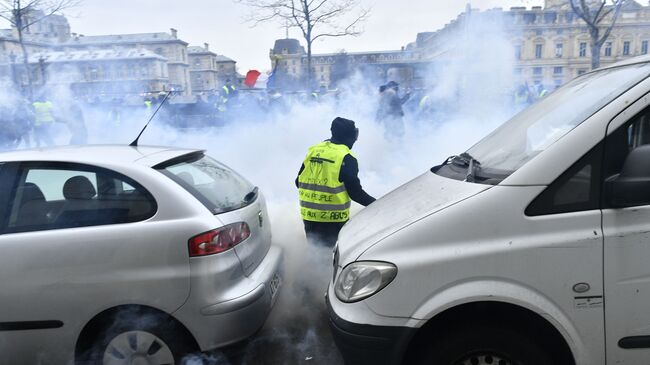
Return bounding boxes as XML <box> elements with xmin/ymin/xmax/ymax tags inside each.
<box><xmin>590</xmin><ymin>28</ymin><xmax>601</xmax><ymax>70</ymax></box>
<box><xmin>306</xmin><ymin>40</ymin><xmax>313</xmax><ymax>91</ymax></box>
<box><xmin>16</xmin><ymin>20</ymin><xmax>34</xmax><ymax>101</ymax></box>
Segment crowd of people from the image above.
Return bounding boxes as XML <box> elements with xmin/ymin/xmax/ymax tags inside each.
<box><xmin>0</xmin><ymin>93</ymin><xmax>88</xmax><ymax>150</ymax></box>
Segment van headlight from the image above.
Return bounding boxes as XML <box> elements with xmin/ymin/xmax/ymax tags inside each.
<box><xmin>334</xmin><ymin>261</ymin><xmax>397</xmax><ymax>303</ymax></box>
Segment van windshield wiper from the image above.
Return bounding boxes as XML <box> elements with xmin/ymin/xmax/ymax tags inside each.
<box><xmin>450</xmin><ymin>152</ymin><xmax>481</xmax><ymax>183</ymax></box>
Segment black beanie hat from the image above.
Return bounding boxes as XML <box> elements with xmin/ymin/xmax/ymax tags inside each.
<box><xmin>330</xmin><ymin>117</ymin><xmax>357</xmax><ymax>141</ymax></box>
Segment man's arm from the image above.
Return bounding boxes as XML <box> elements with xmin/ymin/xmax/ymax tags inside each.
<box><xmin>340</xmin><ymin>155</ymin><xmax>376</xmax><ymax>206</ymax></box>
<box><xmin>296</xmin><ymin>163</ymin><xmax>305</xmax><ymax>188</ymax></box>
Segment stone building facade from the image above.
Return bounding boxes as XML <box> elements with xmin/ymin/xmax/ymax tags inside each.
<box><xmin>188</xmin><ymin>44</ymin><xmax>238</xmax><ymax>94</ymax></box>
<box><xmin>271</xmin><ymin>0</ymin><xmax>650</xmax><ymax>92</ymax></box>
<box><xmin>54</xmin><ymin>29</ymin><xmax>191</xmax><ymax>95</ymax></box>
<box><xmin>413</xmin><ymin>0</ymin><xmax>650</xmax><ymax>90</ymax></box>
<box><xmin>0</xmin><ymin>12</ymin><xmax>238</xmax><ymax>98</ymax></box>
<box><xmin>269</xmin><ymin>38</ymin><xmax>429</xmax><ymax>90</ymax></box>
<box><xmin>1</xmin><ymin>49</ymin><xmax>168</xmax><ymax>97</ymax></box>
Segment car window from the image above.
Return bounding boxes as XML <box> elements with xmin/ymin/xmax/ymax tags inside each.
<box><xmin>5</xmin><ymin>163</ymin><xmax>157</xmax><ymax>234</ymax></box>
<box><xmin>157</xmin><ymin>153</ymin><xmax>256</xmax><ymax>214</ymax></box>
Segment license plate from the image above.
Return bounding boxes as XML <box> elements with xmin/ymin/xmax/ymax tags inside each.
<box><xmin>269</xmin><ymin>272</ymin><xmax>281</xmax><ymax>302</ymax></box>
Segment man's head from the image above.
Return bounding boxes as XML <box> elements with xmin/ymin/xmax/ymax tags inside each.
<box><xmin>330</xmin><ymin>117</ymin><xmax>359</xmax><ymax>148</ymax></box>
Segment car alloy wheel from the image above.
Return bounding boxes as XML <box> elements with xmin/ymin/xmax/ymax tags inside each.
<box><xmin>103</xmin><ymin>330</ymin><xmax>175</xmax><ymax>365</ymax></box>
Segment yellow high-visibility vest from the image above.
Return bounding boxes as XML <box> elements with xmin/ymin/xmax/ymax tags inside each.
<box><xmin>32</xmin><ymin>101</ymin><xmax>55</xmax><ymax>126</ymax></box>
<box><xmin>298</xmin><ymin>141</ymin><xmax>352</xmax><ymax>223</ymax></box>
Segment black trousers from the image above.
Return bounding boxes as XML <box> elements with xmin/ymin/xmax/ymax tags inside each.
<box><xmin>303</xmin><ymin>220</ymin><xmax>346</xmax><ymax>248</ymax></box>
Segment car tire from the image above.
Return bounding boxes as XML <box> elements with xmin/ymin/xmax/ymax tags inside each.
<box><xmin>415</xmin><ymin>324</ymin><xmax>553</xmax><ymax>365</ymax></box>
<box><xmin>77</xmin><ymin>312</ymin><xmax>197</xmax><ymax>365</ymax></box>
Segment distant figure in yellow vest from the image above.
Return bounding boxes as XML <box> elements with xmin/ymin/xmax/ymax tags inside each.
<box><xmin>32</xmin><ymin>96</ymin><xmax>56</xmax><ymax>147</ymax></box>
<box><xmin>296</xmin><ymin>117</ymin><xmax>376</xmax><ymax>247</ymax></box>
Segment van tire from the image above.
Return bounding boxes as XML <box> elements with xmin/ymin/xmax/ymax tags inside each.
<box><xmin>76</xmin><ymin>311</ymin><xmax>197</xmax><ymax>365</ymax></box>
<box><xmin>414</xmin><ymin>324</ymin><xmax>553</xmax><ymax>365</ymax></box>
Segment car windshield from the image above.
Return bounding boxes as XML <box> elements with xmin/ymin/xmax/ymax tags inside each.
<box><xmin>157</xmin><ymin>153</ymin><xmax>256</xmax><ymax>214</ymax></box>
<box><xmin>460</xmin><ymin>63</ymin><xmax>650</xmax><ymax>182</ymax></box>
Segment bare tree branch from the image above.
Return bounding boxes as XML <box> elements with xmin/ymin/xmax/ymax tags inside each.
<box><xmin>237</xmin><ymin>0</ymin><xmax>369</xmax><ymax>88</ymax></box>
<box><xmin>569</xmin><ymin>0</ymin><xmax>628</xmax><ymax>69</ymax></box>
<box><xmin>1</xmin><ymin>0</ymin><xmax>83</xmax><ymax>100</ymax></box>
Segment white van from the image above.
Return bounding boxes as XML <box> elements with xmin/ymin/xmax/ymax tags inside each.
<box><xmin>327</xmin><ymin>57</ymin><xmax>650</xmax><ymax>365</ymax></box>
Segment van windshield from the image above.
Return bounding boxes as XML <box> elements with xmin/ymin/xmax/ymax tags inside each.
<box><xmin>439</xmin><ymin>63</ymin><xmax>650</xmax><ymax>184</ymax></box>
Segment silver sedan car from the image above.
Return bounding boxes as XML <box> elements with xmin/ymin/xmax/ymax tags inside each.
<box><xmin>0</xmin><ymin>145</ymin><xmax>283</xmax><ymax>365</ymax></box>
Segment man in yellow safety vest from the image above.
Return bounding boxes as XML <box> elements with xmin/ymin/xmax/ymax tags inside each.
<box><xmin>296</xmin><ymin>117</ymin><xmax>376</xmax><ymax>247</ymax></box>
<box><xmin>32</xmin><ymin>96</ymin><xmax>56</xmax><ymax>147</ymax></box>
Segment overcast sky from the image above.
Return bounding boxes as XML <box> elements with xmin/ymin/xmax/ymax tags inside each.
<box><xmin>13</xmin><ymin>0</ymin><xmax>544</xmax><ymax>71</ymax></box>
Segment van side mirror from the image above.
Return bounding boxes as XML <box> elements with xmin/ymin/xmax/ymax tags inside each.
<box><xmin>606</xmin><ymin>145</ymin><xmax>650</xmax><ymax>207</ymax></box>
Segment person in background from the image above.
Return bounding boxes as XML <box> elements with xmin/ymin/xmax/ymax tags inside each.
<box><xmin>66</xmin><ymin>100</ymin><xmax>87</xmax><ymax>145</ymax></box>
<box><xmin>296</xmin><ymin>117</ymin><xmax>376</xmax><ymax>248</ymax></box>
<box><xmin>377</xmin><ymin>81</ymin><xmax>411</xmax><ymax>139</ymax></box>
<box><xmin>32</xmin><ymin>95</ymin><xmax>56</xmax><ymax>147</ymax></box>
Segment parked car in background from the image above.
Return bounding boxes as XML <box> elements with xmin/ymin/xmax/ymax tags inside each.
<box><xmin>328</xmin><ymin>56</ymin><xmax>650</xmax><ymax>365</ymax></box>
<box><xmin>0</xmin><ymin>145</ymin><xmax>282</xmax><ymax>365</ymax></box>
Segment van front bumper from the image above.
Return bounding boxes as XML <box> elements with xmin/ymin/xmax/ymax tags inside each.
<box><xmin>326</xmin><ymin>294</ymin><xmax>417</xmax><ymax>365</ymax></box>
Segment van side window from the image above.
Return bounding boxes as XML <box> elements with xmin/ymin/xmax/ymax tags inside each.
<box><xmin>602</xmin><ymin>106</ymin><xmax>650</xmax><ymax>207</ymax></box>
<box><xmin>605</xmin><ymin>108</ymin><xmax>650</xmax><ymax>178</ymax></box>
<box><xmin>526</xmin><ymin>144</ymin><xmax>603</xmax><ymax>216</ymax></box>
<box><xmin>4</xmin><ymin>163</ymin><xmax>157</xmax><ymax>234</ymax></box>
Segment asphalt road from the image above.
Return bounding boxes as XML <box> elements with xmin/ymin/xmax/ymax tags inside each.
<box><xmin>200</xmin><ymin>247</ymin><xmax>343</xmax><ymax>365</ymax></box>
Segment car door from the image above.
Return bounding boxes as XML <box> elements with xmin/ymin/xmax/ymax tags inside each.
<box><xmin>603</xmin><ymin>100</ymin><xmax>650</xmax><ymax>364</ymax></box>
<box><xmin>0</xmin><ymin>161</ymin><xmax>190</xmax><ymax>364</ymax></box>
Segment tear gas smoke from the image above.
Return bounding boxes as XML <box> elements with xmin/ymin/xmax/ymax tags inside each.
<box><xmin>0</xmin><ymin>9</ymin><xmax>524</xmax><ymax>364</ymax></box>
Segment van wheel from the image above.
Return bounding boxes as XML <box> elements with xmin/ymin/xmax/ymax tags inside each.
<box><xmin>77</xmin><ymin>313</ymin><xmax>197</xmax><ymax>365</ymax></box>
<box><xmin>415</xmin><ymin>325</ymin><xmax>553</xmax><ymax>365</ymax></box>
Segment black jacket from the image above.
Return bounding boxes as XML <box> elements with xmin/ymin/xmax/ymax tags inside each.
<box><xmin>296</xmin><ymin>141</ymin><xmax>376</xmax><ymax>207</ymax></box>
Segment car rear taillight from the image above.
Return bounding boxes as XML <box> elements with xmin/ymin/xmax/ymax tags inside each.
<box><xmin>188</xmin><ymin>222</ymin><xmax>251</xmax><ymax>257</ymax></box>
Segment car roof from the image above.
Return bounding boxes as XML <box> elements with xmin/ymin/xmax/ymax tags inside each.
<box><xmin>0</xmin><ymin>144</ymin><xmax>202</xmax><ymax>167</ymax></box>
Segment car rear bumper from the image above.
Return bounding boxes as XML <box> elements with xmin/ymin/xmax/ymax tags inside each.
<box><xmin>326</xmin><ymin>294</ymin><xmax>417</xmax><ymax>365</ymax></box>
<box><xmin>174</xmin><ymin>245</ymin><xmax>283</xmax><ymax>351</ymax></box>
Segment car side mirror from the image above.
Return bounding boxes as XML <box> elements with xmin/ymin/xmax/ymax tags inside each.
<box><xmin>606</xmin><ymin>145</ymin><xmax>650</xmax><ymax>207</ymax></box>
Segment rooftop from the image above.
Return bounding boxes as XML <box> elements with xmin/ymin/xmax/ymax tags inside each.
<box><xmin>26</xmin><ymin>49</ymin><xmax>167</xmax><ymax>63</ymax></box>
<box><xmin>61</xmin><ymin>32</ymin><xmax>187</xmax><ymax>46</ymax></box>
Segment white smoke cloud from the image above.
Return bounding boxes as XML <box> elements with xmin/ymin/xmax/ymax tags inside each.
<box><xmin>1</xmin><ymin>8</ymin><xmax>523</xmax><ymax>363</ymax></box>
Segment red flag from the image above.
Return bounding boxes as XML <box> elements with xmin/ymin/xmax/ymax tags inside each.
<box><xmin>244</xmin><ymin>70</ymin><xmax>261</xmax><ymax>88</ymax></box>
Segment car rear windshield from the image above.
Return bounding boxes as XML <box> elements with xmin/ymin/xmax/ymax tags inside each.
<box><xmin>156</xmin><ymin>152</ymin><xmax>256</xmax><ymax>214</ymax></box>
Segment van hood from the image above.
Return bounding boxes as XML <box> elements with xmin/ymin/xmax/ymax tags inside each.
<box><xmin>337</xmin><ymin>171</ymin><xmax>490</xmax><ymax>261</ymax></box>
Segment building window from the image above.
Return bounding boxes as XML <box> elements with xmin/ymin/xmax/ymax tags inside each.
<box><xmin>535</xmin><ymin>44</ymin><xmax>543</xmax><ymax>59</ymax></box>
<box><xmin>579</xmin><ymin>42</ymin><xmax>587</xmax><ymax>57</ymax></box>
<box><xmin>515</xmin><ymin>45</ymin><xmax>522</xmax><ymax>60</ymax></box>
<box><xmin>643</xmin><ymin>40</ymin><xmax>648</xmax><ymax>55</ymax></box>
<box><xmin>554</xmin><ymin>66</ymin><xmax>563</xmax><ymax>75</ymax></box>
<box><xmin>623</xmin><ymin>41</ymin><xmax>631</xmax><ymax>55</ymax></box>
<box><xmin>555</xmin><ymin>43</ymin><xmax>563</xmax><ymax>58</ymax></box>
<box><xmin>554</xmin><ymin>79</ymin><xmax>563</xmax><ymax>88</ymax></box>
<box><xmin>605</xmin><ymin>42</ymin><xmax>612</xmax><ymax>57</ymax></box>
<box><xmin>533</xmin><ymin>67</ymin><xmax>543</xmax><ymax>75</ymax></box>
<box><xmin>578</xmin><ymin>68</ymin><xmax>588</xmax><ymax>75</ymax></box>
